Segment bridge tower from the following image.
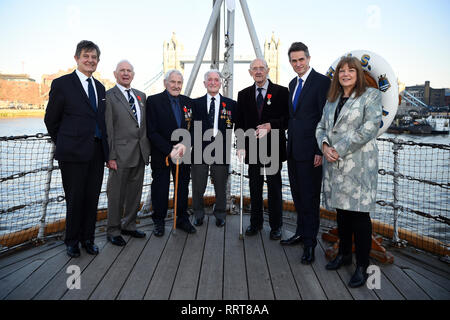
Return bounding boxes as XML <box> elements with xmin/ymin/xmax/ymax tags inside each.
<box><xmin>163</xmin><ymin>32</ymin><xmax>184</xmax><ymax>74</ymax></box>
<box><xmin>264</xmin><ymin>33</ymin><xmax>281</xmax><ymax>84</ymax></box>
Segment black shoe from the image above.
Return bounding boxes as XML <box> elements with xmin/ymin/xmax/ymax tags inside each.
<box><xmin>245</xmin><ymin>225</ymin><xmax>262</xmax><ymax>236</ymax></box>
<box><xmin>81</xmin><ymin>240</ymin><xmax>99</xmax><ymax>255</ymax></box>
<box><xmin>153</xmin><ymin>225</ymin><xmax>165</xmax><ymax>237</ymax></box>
<box><xmin>270</xmin><ymin>228</ymin><xmax>282</xmax><ymax>240</ymax></box>
<box><xmin>280</xmin><ymin>234</ymin><xmax>303</xmax><ymax>246</ymax></box>
<box><xmin>194</xmin><ymin>217</ymin><xmax>204</xmax><ymax>226</ymax></box>
<box><xmin>325</xmin><ymin>254</ymin><xmax>352</xmax><ymax>270</ymax></box>
<box><xmin>177</xmin><ymin>221</ymin><xmax>197</xmax><ymax>234</ymax></box>
<box><xmin>301</xmin><ymin>246</ymin><xmax>315</xmax><ymax>264</ymax></box>
<box><xmin>121</xmin><ymin>229</ymin><xmax>146</xmax><ymax>238</ymax></box>
<box><xmin>348</xmin><ymin>266</ymin><xmax>369</xmax><ymax>288</ymax></box>
<box><xmin>216</xmin><ymin>218</ymin><xmax>226</xmax><ymax>227</ymax></box>
<box><xmin>107</xmin><ymin>235</ymin><xmax>127</xmax><ymax>246</ymax></box>
<box><xmin>66</xmin><ymin>245</ymin><xmax>80</xmax><ymax>258</ymax></box>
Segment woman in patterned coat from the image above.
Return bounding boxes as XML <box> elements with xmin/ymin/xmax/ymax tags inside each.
<box><xmin>316</xmin><ymin>56</ymin><xmax>382</xmax><ymax>288</ymax></box>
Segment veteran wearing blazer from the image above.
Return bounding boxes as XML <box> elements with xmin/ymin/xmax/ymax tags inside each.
<box><xmin>104</xmin><ymin>60</ymin><xmax>150</xmax><ymax>246</ymax></box>
<box><xmin>316</xmin><ymin>56</ymin><xmax>382</xmax><ymax>288</ymax></box>
<box><xmin>44</xmin><ymin>40</ymin><xmax>108</xmax><ymax>258</ymax></box>
<box><xmin>191</xmin><ymin>69</ymin><xmax>236</xmax><ymax>228</ymax></box>
<box><xmin>283</xmin><ymin>42</ymin><xmax>330</xmax><ymax>265</ymax></box>
<box><xmin>146</xmin><ymin>69</ymin><xmax>196</xmax><ymax>237</ymax></box>
<box><xmin>235</xmin><ymin>58</ymin><xmax>289</xmax><ymax>240</ymax></box>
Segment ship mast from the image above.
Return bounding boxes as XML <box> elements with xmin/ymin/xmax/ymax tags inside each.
<box><xmin>184</xmin><ymin>0</ymin><xmax>264</xmax><ymax>98</ymax></box>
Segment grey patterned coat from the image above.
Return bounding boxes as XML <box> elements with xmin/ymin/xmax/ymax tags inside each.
<box><xmin>315</xmin><ymin>87</ymin><xmax>382</xmax><ymax>212</ymax></box>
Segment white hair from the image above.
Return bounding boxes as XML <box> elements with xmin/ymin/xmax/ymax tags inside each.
<box><xmin>115</xmin><ymin>59</ymin><xmax>134</xmax><ymax>72</ymax></box>
<box><xmin>164</xmin><ymin>69</ymin><xmax>183</xmax><ymax>82</ymax></box>
<box><xmin>204</xmin><ymin>69</ymin><xmax>222</xmax><ymax>82</ymax></box>
<box><xmin>249</xmin><ymin>58</ymin><xmax>268</xmax><ymax>70</ymax></box>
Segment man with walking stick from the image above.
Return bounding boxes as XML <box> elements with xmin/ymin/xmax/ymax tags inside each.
<box><xmin>146</xmin><ymin>69</ymin><xmax>196</xmax><ymax>237</ymax></box>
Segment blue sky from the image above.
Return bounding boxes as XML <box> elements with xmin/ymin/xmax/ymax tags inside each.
<box><xmin>0</xmin><ymin>0</ymin><xmax>449</xmax><ymax>98</ymax></box>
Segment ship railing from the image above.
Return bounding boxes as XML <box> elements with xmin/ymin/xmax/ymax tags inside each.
<box><xmin>0</xmin><ymin>134</ymin><xmax>449</xmax><ymax>258</ymax></box>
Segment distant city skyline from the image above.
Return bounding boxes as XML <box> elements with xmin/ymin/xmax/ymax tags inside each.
<box><xmin>1</xmin><ymin>0</ymin><xmax>449</xmax><ymax>98</ymax></box>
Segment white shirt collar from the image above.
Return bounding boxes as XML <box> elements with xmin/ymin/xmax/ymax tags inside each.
<box><xmin>255</xmin><ymin>79</ymin><xmax>269</xmax><ymax>91</ymax></box>
<box><xmin>299</xmin><ymin>66</ymin><xmax>312</xmax><ymax>83</ymax></box>
<box><xmin>75</xmin><ymin>69</ymin><xmax>93</xmax><ymax>82</ymax></box>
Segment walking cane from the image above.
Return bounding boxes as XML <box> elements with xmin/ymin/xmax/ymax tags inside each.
<box><xmin>173</xmin><ymin>158</ymin><xmax>180</xmax><ymax>235</ymax></box>
<box><xmin>239</xmin><ymin>155</ymin><xmax>244</xmax><ymax>240</ymax></box>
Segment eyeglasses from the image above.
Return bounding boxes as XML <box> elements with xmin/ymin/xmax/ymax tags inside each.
<box><xmin>251</xmin><ymin>67</ymin><xmax>266</xmax><ymax>72</ymax></box>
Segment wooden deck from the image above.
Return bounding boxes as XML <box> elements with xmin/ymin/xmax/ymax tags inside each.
<box><xmin>1</xmin><ymin>213</ymin><xmax>449</xmax><ymax>301</ymax></box>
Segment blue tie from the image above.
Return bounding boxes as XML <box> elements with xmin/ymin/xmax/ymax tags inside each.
<box><xmin>292</xmin><ymin>77</ymin><xmax>303</xmax><ymax>113</ymax></box>
<box><xmin>86</xmin><ymin>78</ymin><xmax>101</xmax><ymax>138</ymax></box>
<box><xmin>86</xmin><ymin>78</ymin><xmax>97</xmax><ymax>111</ymax></box>
<box><xmin>171</xmin><ymin>97</ymin><xmax>182</xmax><ymax>127</ymax></box>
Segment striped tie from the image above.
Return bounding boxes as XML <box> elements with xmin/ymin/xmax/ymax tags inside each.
<box><xmin>126</xmin><ymin>89</ymin><xmax>138</xmax><ymax>121</ymax></box>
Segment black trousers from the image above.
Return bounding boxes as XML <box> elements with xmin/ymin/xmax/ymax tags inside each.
<box><xmin>192</xmin><ymin>164</ymin><xmax>229</xmax><ymax>220</ymax></box>
<box><xmin>336</xmin><ymin>209</ymin><xmax>372</xmax><ymax>268</ymax></box>
<box><xmin>59</xmin><ymin>141</ymin><xmax>105</xmax><ymax>247</ymax></box>
<box><xmin>151</xmin><ymin>162</ymin><xmax>190</xmax><ymax>227</ymax></box>
<box><xmin>248</xmin><ymin>162</ymin><xmax>283</xmax><ymax>230</ymax></box>
<box><xmin>287</xmin><ymin>158</ymin><xmax>322</xmax><ymax>247</ymax></box>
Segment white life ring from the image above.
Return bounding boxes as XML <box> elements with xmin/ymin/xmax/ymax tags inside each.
<box><xmin>326</xmin><ymin>50</ymin><xmax>399</xmax><ymax>136</ymax></box>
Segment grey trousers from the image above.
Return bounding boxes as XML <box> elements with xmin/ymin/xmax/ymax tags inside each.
<box><xmin>191</xmin><ymin>164</ymin><xmax>228</xmax><ymax>220</ymax></box>
<box><xmin>106</xmin><ymin>159</ymin><xmax>145</xmax><ymax>236</ymax></box>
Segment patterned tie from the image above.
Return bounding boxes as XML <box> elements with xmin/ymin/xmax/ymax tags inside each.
<box><xmin>126</xmin><ymin>89</ymin><xmax>138</xmax><ymax>121</ymax></box>
<box><xmin>292</xmin><ymin>77</ymin><xmax>303</xmax><ymax>113</ymax></box>
<box><xmin>256</xmin><ymin>87</ymin><xmax>264</xmax><ymax>119</ymax></box>
<box><xmin>86</xmin><ymin>78</ymin><xmax>101</xmax><ymax>138</ymax></box>
<box><xmin>208</xmin><ymin>97</ymin><xmax>215</xmax><ymax>127</ymax></box>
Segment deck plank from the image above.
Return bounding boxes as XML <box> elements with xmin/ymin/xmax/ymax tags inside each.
<box><xmin>0</xmin><ymin>259</ymin><xmax>43</xmax><ymax>299</ymax></box>
<box><xmin>311</xmin><ymin>238</ymin><xmax>353</xmax><ymax>300</ymax></box>
<box><xmin>1</xmin><ymin>214</ymin><xmax>448</xmax><ymax>301</ymax></box>
<box><xmin>317</xmin><ymin>238</ymin><xmax>379</xmax><ymax>300</ymax></box>
<box><xmin>170</xmin><ymin>217</ymin><xmax>208</xmax><ymax>300</ymax></box>
<box><xmin>89</xmin><ymin>233</ymin><xmax>150</xmax><ymax>300</ymax></box>
<box><xmin>379</xmin><ymin>263</ymin><xmax>430</xmax><ymax>300</ymax></box>
<box><xmin>0</xmin><ymin>241</ymin><xmax>63</xmax><ymax>269</ymax></box>
<box><xmin>368</xmin><ymin>260</ymin><xmax>405</xmax><ymax>300</ymax></box>
<box><xmin>0</xmin><ymin>241</ymin><xmax>65</xmax><ymax>280</ymax></box>
<box><xmin>223</xmin><ymin>213</ymin><xmax>248</xmax><ymax>300</ymax></box>
<box><xmin>403</xmin><ymin>268</ymin><xmax>450</xmax><ymax>300</ymax></box>
<box><xmin>61</xmin><ymin>236</ymin><xmax>128</xmax><ymax>300</ymax></box>
<box><xmin>243</xmin><ymin>216</ymin><xmax>274</xmax><ymax>300</ymax></box>
<box><xmin>390</xmin><ymin>251</ymin><xmax>450</xmax><ymax>291</ymax></box>
<box><xmin>143</xmin><ymin>227</ymin><xmax>187</xmax><ymax>300</ymax></box>
<box><xmin>5</xmin><ymin>250</ymin><xmax>71</xmax><ymax>300</ymax></box>
<box><xmin>196</xmin><ymin>216</ymin><xmax>225</xmax><ymax>300</ymax></box>
<box><xmin>118</xmin><ymin>225</ymin><xmax>171</xmax><ymax>300</ymax></box>
<box><xmin>33</xmin><ymin>238</ymin><xmax>108</xmax><ymax>300</ymax></box>
<box><xmin>281</xmin><ymin>228</ymin><xmax>327</xmax><ymax>300</ymax></box>
<box><xmin>260</xmin><ymin>228</ymin><xmax>300</xmax><ymax>300</ymax></box>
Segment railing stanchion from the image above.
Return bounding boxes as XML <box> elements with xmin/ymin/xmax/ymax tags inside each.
<box><xmin>38</xmin><ymin>141</ymin><xmax>55</xmax><ymax>240</ymax></box>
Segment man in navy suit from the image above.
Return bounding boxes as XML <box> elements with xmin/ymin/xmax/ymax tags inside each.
<box><xmin>146</xmin><ymin>69</ymin><xmax>196</xmax><ymax>237</ymax></box>
<box><xmin>281</xmin><ymin>42</ymin><xmax>330</xmax><ymax>264</ymax></box>
<box><xmin>191</xmin><ymin>69</ymin><xmax>236</xmax><ymax>228</ymax></box>
<box><xmin>44</xmin><ymin>40</ymin><xmax>109</xmax><ymax>258</ymax></box>
<box><xmin>235</xmin><ymin>58</ymin><xmax>289</xmax><ymax>240</ymax></box>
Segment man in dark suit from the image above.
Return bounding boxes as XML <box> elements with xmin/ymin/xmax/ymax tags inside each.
<box><xmin>44</xmin><ymin>40</ymin><xmax>109</xmax><ymax>258</ymax></box>
<box><xmin>105</xmin><ymin>60</ymin><xmax>150</xmax><ymax>246</ymax></box>
<box><xmin>235</xmin><ymin>58</ymin><xmax>289</xmax><ymax>240</ymax></box>
<box><xmin>146</xmin><ymin>69</ymin><xmax>196</xmax><ymax>237</ymax></box>
<box><xmin>281</xmin><ymin>42</ymin><xmax>330</xmax><ymax>264</ymax></box>
<box><xmin>191</xmin><ymin>69</ymin><xmax>236</xmax><ymax>228</ymax></box>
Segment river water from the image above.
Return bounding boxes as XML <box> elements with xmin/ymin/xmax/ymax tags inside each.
<box><xmin>0</xmin><ymin>117</ymin><xmax>449</xmax><ymax>243</ymax></box>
